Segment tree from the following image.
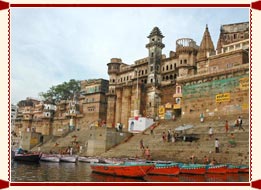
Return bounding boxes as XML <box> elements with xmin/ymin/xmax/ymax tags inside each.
<box><xmin>39</xmin><ymin>79</ymin><xmax>81</xmax><ymax>102</ymax></box>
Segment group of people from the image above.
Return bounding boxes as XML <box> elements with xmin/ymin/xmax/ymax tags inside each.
<box><xmin>162</xmin><ymin>129</ymin><xmax>178</xmax><ymax>143</ymax></box>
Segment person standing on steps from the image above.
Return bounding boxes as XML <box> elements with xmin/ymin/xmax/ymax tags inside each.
<box><xmin>238</xmin><ymin>116</ymin><xmax>245</xmax><ymax>131</ymax></box>
<box><xmin>225</xmin><ymin>120</ymin><xmax>229</xmax><ymax>133</ymax></box>
<box><xmin>145</xmin><ymin>146</ymin><xmax>151</xmax><ymax>160</ymax></box>
<box><xmin>208</xmin><ymin>127</ymin><xmax>213</xmax><ymax>139</ymax></box>
<box><xmin>200</xmin><ymin>112</ymin><xmax>204</xmax><ymax>123</ymax></box>
<box><xmin>215</xmin><ymin>138</ymin><xmax>220</xmax><ymax>153</ymax></box>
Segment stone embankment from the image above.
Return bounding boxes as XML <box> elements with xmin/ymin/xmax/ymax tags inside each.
<box><xmin>33</xmin><ymin>114</ymin><xmax>249</xmax><ymax>166</ymax></box>
<box><xmin>101</xmin><ymin>114</ymin><xmax>249</xmax><ymax>166</ymax></box>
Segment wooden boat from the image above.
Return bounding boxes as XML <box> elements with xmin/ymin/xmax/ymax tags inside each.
<box><xmin>227</xmin><ymin>164</ymin><xmax>239</xmax><ymax>173</ymax></box>
<box><xmin>90</xmin><ymin>162</ymin><xmax>154</xmax><ymax>178</ymax></box>
<box><xmin>238</xmin><ymin>165</ymin><xmax>249</xmax><ymax>173</ymax></box>
<box><xmin>206</xmin><ymin>164</ymin><xmax>227</xmax><ymax>174</ymax></box>
<box><xmin>148</xmin><ymin>163</ymin><xmax>180</xmax><ymax>175</ymax></box>
<box><xmin>179</xmin><ymin>164</ymin><xmax>206</xmax><ymax>175</ymax></box>
<box><xmin>99</xmin><ymin>158</ymin><xmax>124</xmax><ymax>164</ymax></box>
<box><xmin>40</xmin><ymin>154</ymin><xmax>60</xmax><ymax>162</ymax></box>
<box><xmin>78</xmin><ymin>156</ymin><xmax>99</xmax><ymax>163</ymax></box>
<box><xmin>60</xmin><ymin>155</ymin><xmax>78</xmax><ymax>163</ymax></box>
<box><xmin>14</xmin><ymin>152</ymin><xmax>41</xmax><ymax>162</ymax></box>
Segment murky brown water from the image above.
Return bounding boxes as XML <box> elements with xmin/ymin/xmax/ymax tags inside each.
<box><xmin>11</xmin><ymin>161</ymin><xmax>249</xmax><ymax>182</ymax></box>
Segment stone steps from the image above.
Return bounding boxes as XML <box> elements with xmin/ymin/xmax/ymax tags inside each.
<box><xmin>101</xmin><ymin>114</ymin><xmax>249</xmax><ymax>165</ymax></box>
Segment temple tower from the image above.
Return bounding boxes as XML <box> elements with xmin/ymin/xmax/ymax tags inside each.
<box><xmin>145</xmin><ymin>27</ymin><xmax>165</xmax><ymax>118</ymax></box>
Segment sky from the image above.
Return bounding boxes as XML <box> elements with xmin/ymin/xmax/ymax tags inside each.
<box><xmin>11</xmin><ymin>8</ymin><xmax>249</xmax><ymax>104</ymax></box>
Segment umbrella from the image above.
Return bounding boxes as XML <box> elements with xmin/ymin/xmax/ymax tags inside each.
<box><xmin>175</xmin><ymin>124</ymin><xmax>193</xmax><ymax>131</ymax></box>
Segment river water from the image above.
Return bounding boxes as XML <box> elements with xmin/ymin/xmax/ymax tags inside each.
<box><xmin>11</xmin><ymin>161</ymin><xmax>249</xmax><ymax>182</ymax></box>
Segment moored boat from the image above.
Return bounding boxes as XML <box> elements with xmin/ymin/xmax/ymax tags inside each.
<box><xmin>60</xmin><ymin>155</ymin><xmax>78</xmax><ymax>163</ymax></box>
<box><xmin>227</xmin><ymin>164</ymin><xmax>239</xmax><ymax>173</ymax></box>
<box><xmin>179</xmin><ymin>164</ymin><xmax>206</xmax><ymax>175</ymax></box>
<box><xmin>14</xmin><ymin>152</ymin><xmax>41</xmax><ymax>163</ymax></box>
<box><xmin>78</xmin><ymin>156</ymin><xmax>99</xmax><ymax>163</ymax></box>
<box><xmin>148</xmin><ymin>163</ymin><xmax>180</xmax><ymax>175</ymax></box>
<box><xmin>206</xmin><ymin>164</ymin><xmax>227</xmax><ymax>174</ymax></box>
<box><xmin>90</xmin><ymin>162</ymin><xmax>154</xmax><ymax>178</ymax></box>
<box><xmin>238</xmin><ymin>165</ymin><xmax>249</xmax><ymax>173</ymax></box>
<box><xmin>40</xmin><ymin>154</ymin><xmax>60</xmax><ymax>162</ymax></box>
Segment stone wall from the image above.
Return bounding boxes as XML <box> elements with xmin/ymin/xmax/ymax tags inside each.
<box><xmin>20</xmin><ymin>132</ymin><xmax>42</xmax><ymax>150</ymax></box>
<box><xmin>181</xmin><ymin>74</ymin><xmax>249</xmax><ymax>118</ymax></box>
<box><xmin>86</xmin><ymin>128</ymin><xmax>132</xmax><ymax>156</ymax></box>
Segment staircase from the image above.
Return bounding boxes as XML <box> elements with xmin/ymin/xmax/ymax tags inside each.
<box><xmin>100</xmin><ymin>114</ymin><xmax>249</xmax><ymax>165</ymax></box>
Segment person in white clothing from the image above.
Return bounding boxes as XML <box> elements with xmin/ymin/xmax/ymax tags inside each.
<box><xmin>215</xmin><ymin>138</ymin><xmax>220</xmax><ymax>153</ymax></box>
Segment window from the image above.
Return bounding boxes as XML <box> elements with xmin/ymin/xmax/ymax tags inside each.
<box><xmin>151</xmin><ymin>66</ymin><xmax>153</xmax><ymax>72</ymax></box>
<box><xmin>151</xmin><ymin>52</ymin><xmax>154</xmax><ymax>57</ymax></box>
<box><xmin>180</xmin><ymin>60</ymin><xmax>183</xmax><ymax>64</ymax></box>
<box><xmin>162</xmin><ymin>67</ymin><xmax>165</xmax><ymax>71</ymax></box>
<box><xmin>170</xmin><ymin>64</ymin><xmax>173</xmax><ymax>70</ymax></box>
<box><xmin>184</xmin><ymin>59</ymin><xmax>187</xmax><ymax>64</ymax></box>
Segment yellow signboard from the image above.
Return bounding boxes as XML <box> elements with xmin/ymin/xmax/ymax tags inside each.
<box><xmin>165</xmin><ymin>103</ymin><xmax>172</xmax><ymax>109</ymax></box>
<box><xmin>239</xmin><ymin>77</ymin><xmax>249</xmax><ymax>90</ymax></box>
<box><xmin>216</xmin><ymin>93</ymin><xmax>230</xmax><ymax>103</ymax></box>
<box><xmin>158</xmin><ymin>106</ymin><xmax>165</xmax><ymax>119</ymax></box>
<box><xmin>174</xmin><ymin>104</ymin><xmax>181</xmax><ymax>109</ymax></box>
<box><xmin>30</xmin><ymin>138</ymin><xmax>38</xmax><ymax>145</ymax></box>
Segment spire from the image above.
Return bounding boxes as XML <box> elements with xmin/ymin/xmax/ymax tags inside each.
<box><xmin>147</xmin><ymin>26</ymin><xmax>164</xmax><ymax>38</ymax></box>
<box><xmin>197</xmin><ymin>24</ymin><xmax>215</xmax><ymax>60</ymax></box>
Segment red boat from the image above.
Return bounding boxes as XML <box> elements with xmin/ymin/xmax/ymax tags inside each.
<box><xmin>179</xmin><ymin>164</ymin><xmax>206</xmax><ymax>175</ymax></box>
<box><xmin>239</xmin><ymin>165</ymin><xmax>249</xmax><ymax>173</ymax></box>
<box><xmin>90</xmin><ymin>162</ymin><xmax>154</xmax><ymax>178</ymax></box>
<box><xmin>148</xmin><ymin>163</ymin><xmax>180</xmax><ymax>175</ymax></box>
<box><xmin>227</xmin><ymin>165</ymin><xmax>239</xmax><ymax>173</ymax></box>
<box><xmin>206</xmin><ymin>164</ymin><xmax>227</xmax><ymax>174</ymax></box>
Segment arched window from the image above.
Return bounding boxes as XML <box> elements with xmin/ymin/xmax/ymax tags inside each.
<box><xmin>170</xmin><ymin>64</ymin><xmax>173</xmax><ymax>70</ymax></box>
<box><xmin>166</xmin><ymin>65</ymin><xmax>169</xmax><ymax>71</ymax></box>
<box><xmin>166</xmin><ymin>76</ymin><xmax>169</xmax><ymax>80</ymax></box>
<box><xmin>170</xmin><ymin>75</ymin><xmax>173</xmax><ymax>79</ymax></box>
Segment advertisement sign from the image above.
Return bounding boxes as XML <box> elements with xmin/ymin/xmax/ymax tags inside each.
<box><xmin>216</xmin><ymin>93</ymin><xmax>230</xmax><ymax>103</ymax></box>
<box><xmin>239</xmin><ymin>77</ymin><xmax>249</xmax><ymax>90</ymax></box>
<box><xmin>158</xmin><ymin>105</ymin><xmax>165</xmax><ymax>119</ymax></box>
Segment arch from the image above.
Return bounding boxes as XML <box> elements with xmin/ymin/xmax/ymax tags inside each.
<box><xmin>170</xmin><ymin>64</ymin><xmax>173</xmax><ymax>70</ymax></box>
<box><xmin>166</xmin><ymin>65</ymin><xmax>169</xmax><ymax>71</ymax></box>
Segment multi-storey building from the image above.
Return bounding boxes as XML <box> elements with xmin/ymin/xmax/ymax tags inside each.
<box><xmin>106</xmin><ymin>22</ymin><xmax>249</xmax><ymax>128</ymax></box>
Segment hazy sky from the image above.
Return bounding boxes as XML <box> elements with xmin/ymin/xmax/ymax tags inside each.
<box><xmin>11</xmin><ymin>8</ymin><xmax>249</xmax><ymax>104</ymax></box>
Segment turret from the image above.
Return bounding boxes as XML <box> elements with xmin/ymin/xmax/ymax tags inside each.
<box><xmin>146</xmin><ymin>27</ymin><xmax>165</xmax><ymax>86</ymax></box>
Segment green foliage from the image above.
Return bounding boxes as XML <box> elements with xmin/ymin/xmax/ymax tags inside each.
<box><xmin>39</xmin><ymin>79</ymin><xmax>81</xmax><ymax>102</ymax></box>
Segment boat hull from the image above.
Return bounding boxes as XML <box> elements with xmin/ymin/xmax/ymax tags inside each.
<box><xmin>180</xmin><ymin>164</ymin><xmax>206</xmax><ymax>175</ymax></box>
<box><xmin>14</xmin><ymin>153</ymin><xmax>41</xmax><ymax>162</ymax></box>
<box><xmin>206</xmin><ymin>165</ymin><xmax>227</xmax><ymax>174</ymax></box>
<box><xmin>90</xmin><ymin>163</ymin><xmax>154</xmax><ymax>178</ymax></box>
<box><xmin>40</xmin><ymin>154</ymin><xmax>60</xmax><ymax>162</ymax></box>
<box><xmin>60</xmin><ymin>155</ymin><xmax>77</xmax><ymax>163</ymax></box>
<box><xmin>78</xmin><ymin>156</ymin><xmax>99</xmax><ymax>163</ymax></box>
<box><xmin>227</xmin><ymin>165</ymin><xmax>239</xmax><ymax>173</ymax></box>
<box><xmin>148</xmin><ymin>163</ymin><xmax>180</xmax><ymax>175</ymax></box>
